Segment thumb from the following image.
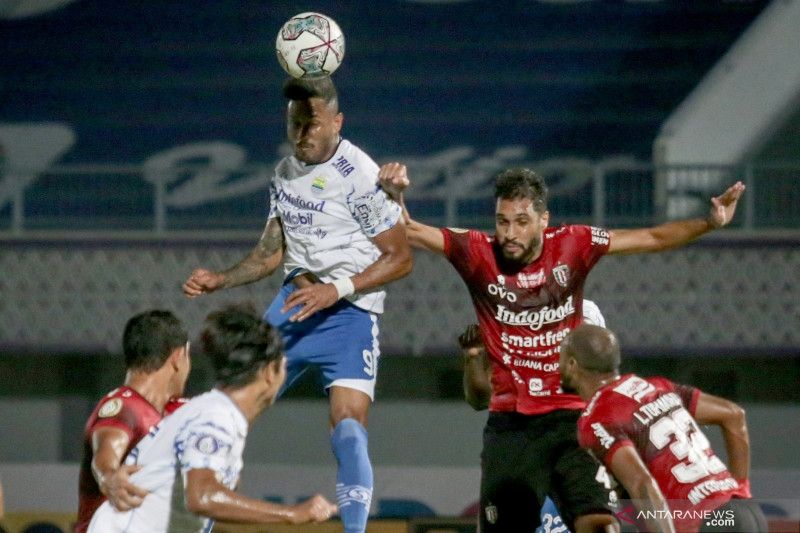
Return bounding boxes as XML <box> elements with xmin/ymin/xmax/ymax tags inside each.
<box><xmin>122</xmin><ymin>464</ymin><xmax>142</xmax><ymax>475</ymax></box>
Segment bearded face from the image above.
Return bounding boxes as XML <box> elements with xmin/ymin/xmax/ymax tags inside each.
<box><xmin>495</xmin><ymin>198</ymin><xmax>549</xmax><ymax>265</ymax></box>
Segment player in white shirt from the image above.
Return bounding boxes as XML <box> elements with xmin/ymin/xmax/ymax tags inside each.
<box><xmin>182</xmin><ymin>75</ymin><xmax>412</xmax><ymax>533</ymax></box>
<box><xmin>89</xmin><ymin>304</ymin><xmax>336</xmax><ymax>532</ymax></box>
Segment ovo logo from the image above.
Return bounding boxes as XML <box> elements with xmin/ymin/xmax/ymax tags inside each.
<box><xmin>487</xmin><ymin>282</ymin><xmax>517</xmax><ymax>302</ymax></box>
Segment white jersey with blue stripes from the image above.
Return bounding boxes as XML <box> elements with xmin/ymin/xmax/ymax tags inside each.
<box><xmin>269</xmin><ymin>139</ymin><xmax>402</xmax><ymax>314</ymax></box>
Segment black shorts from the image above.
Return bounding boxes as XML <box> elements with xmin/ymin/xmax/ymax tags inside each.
<box><xmin>479</xmin><ymin>409</ymin><xmax>616</xmax><ymax>532</ymax></box>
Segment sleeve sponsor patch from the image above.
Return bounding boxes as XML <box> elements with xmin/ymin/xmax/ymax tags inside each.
<box><xmin>590</xmin><ymin>226</ymin><xmax>609</xmax><ymax>246</ymax></box>
<box><xmin>98</xmin><ymin>398</ymin><xmax>123</xmax><ymax>418</ymax></box>
<box><xmin>194</xmin><ymin>434</ymin><xmax>222</xmax><ymax>455</ymax></box>
<box><xmin>348</xmin><ymin>187</ymin><xmax>401</xmax><ymax>237</ymax></box>
<box><xmin>591</xmin><ymin>422</ymin><xmax>616</xmax><ymax>449</ymax></box>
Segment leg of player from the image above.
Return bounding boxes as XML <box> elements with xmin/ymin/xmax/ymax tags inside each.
<box><xmin>329</xmin><ymin>386</ymin><xmax>373</xmax><ymax>533</ymax></box>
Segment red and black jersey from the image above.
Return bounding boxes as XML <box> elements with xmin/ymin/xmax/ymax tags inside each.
<box><xmin>443</xmin><ymin>224</ymin><xmax>609</xmax><ymax>415</ymax></box>
<box><xmin>577</xmin><ymin>374</ymin><xmax>748</xmax><ymax>531</ymax></box>
<box><xmin>75</xmin><ymin>386</ymin><xmax>184</xmax><ymax>533</ymax></box>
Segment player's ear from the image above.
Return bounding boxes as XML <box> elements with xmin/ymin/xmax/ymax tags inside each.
<box><xmin>541</xmin><ymin>210</ymin><xmax>550</xmax><ymax>228</ymax></box>
<box><xmin>262</xmin><ymin>359</ymin><xmax>279</xmax><ymax>385</ymax></box>
<box><xmin>333</xmin><ymin>111</ymin><xmax>343</xmax><ymax>135</ymax></box>
<box><xmin>168</xmin><ymin>346</ymin><xmax>184</xmax><ymax>370</ymax></box>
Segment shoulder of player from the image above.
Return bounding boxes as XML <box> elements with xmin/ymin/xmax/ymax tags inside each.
<box><xmin>584</xmin><ymin>385</ymin><xmax>630</xmax><ymax>421</ymax></box>
<box><xmin>543</xmin><ymin>223</ymin><xmax>597</xmax><ymax>239</ymax></box>
<box><xmin>100</xmin><ymin>386</ymin><xmax>155</xmax><ymax>410</ymax></box>
<box><xmin>443</xmin><ymin>227</ymin><xmax>490</xmax><ymax>242</ymax></box>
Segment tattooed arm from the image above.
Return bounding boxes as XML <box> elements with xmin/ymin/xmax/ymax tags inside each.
<box><xmin>182</xmin><ymin>218</ymin><xmax>285</xmax><ymax>297</ymax></box>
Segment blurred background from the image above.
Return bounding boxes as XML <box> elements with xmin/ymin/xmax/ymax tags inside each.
<box><xmin>1</xmin><ymin>0</ymin><xmax>798</xmax><ymax>531</ymax></box>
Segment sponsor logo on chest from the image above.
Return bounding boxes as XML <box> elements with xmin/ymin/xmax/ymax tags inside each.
<box><xmin>518</xmin><ymin>269</ymin><xmax>546</xmax><ymax>289</ymax></box>
<box><xmin>494</xmin><ymin>295</ymin><xmax>576</xmax><ymax>330</ymax></box>
<box><xmin>278</xmin><ymin>187</ymin><xmax>326</xmax><ymax>212</ymax></box>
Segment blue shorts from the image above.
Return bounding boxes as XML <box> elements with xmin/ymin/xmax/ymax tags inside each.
<box><xmin>264</xmin><ymin>281</ymin><xmax>380</xmax><ymax>400</ymax></box>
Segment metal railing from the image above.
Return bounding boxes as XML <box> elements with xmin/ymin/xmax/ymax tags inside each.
<box><xmin>1</xmin><ymin>159</ymin><xmax>798</xmax><ymax>236</ymax></box>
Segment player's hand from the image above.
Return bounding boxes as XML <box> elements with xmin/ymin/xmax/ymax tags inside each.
<box><xmin>103</xmin><ymin>464</ymin><xmax>149</xmax><ymax>511</ymax></box>
<box><xmin>458</xmin><ymin>324</ymin><xmax>486</xmax><ymax>359</ymax></box>
<box><xmin>282</xmin><ymin>283</ymin><xmax>339</xmax><ymax>322</ymax></box>
<box><xmin>378</xmin><ymin>161</ymin><xmax>409</xmax><ymax>202</ymax></box>
<box><xmin>707</xmin><ymin>181</ymin><xmax>745</xmax><ymax>229</ymax></box>
<box><xmin>182</xmin><ymin>268</ymin><xmax>225</xmax><ymax>298</ymax></box>
<box><xmin>291</xmin><ymin>494</ymin><xmax>338</xmax><ymax>524</ymax></box>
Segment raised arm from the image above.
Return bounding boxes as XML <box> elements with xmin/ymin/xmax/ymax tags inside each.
<box><xmin>610</xmin><ymin>445</ymin><xmax>676</xmax><ymax>533</ymax></box>
<box><xmin>379</xmin><ymin>162</ymin><xmax>446</xmax><ymax>254</ymax></box>
<box><xmin>185</xmin><ymin>468</ymin><xmax>336</xmax><ymax>524</ymax></box>
<box><xmin>91</xmin><ymin>427</ymin><xmax>148</xmax><ymax>511</ymax></box>
<box><xmin>692</xmin><ymin>391</ymin><xmax>750</xmax><ymax>481</ymax></box>
<box><xmin>182</xmin><ymin>217</ymin><xmax>285</xmax><ymax>297</ymax></box>
<box><xmin>608</xmin><ymin>181</ymin><xmax>744</xmax><ymax>255</ymax></box>
<box><xmin>458</xmin><ymin>324</ymin><xmax>491</xmax><ymax>410</ymax></box>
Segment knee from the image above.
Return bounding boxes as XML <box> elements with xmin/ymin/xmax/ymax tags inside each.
<box><xmin>332</xmin><ymin>417</ymin><xmax>367</xmax><ymax>443</ymax></box>
<box><xmin>331</xmin><ymin>407</ymin><xmax>367</xmax><ymax>427</ymax></box>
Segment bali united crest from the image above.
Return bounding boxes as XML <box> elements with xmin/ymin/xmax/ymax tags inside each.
<box><xmin>552</xmin><ymin>264</ymin><xmax>570</xmax><ymax>287</ymax></box>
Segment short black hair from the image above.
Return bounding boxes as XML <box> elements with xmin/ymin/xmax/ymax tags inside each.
<box><xmin>201</xmin><ymin>303</ymin><xmax>283</xmax><ymax>389</ymax></box>
<box><xmin>283</xmin><ymin>75</ymin><xmax>338</xmax><ymax>105</ymax></box>
<box><xmin>562</xmin><ymin>324</ymin><xmax>621</xmax><ymax>373</ymax></box>
<box><xmin>494</xmin><ymin>168</ymin><xmax>548</xmax><ymax>213</ymax></box>
<box><xmin>122</xmin><ymin>310</ymin><xmax>187</xmax><ymax>372</ymax></box>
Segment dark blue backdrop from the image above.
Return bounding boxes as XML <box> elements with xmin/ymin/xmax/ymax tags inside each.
<box><xmin>0</xmin><ymin>0</ymin><xmax>767</xmax><ymax>229</ymax></box>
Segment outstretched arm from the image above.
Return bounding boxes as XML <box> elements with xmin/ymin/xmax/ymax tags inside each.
<box><xmin>282</xmin><ymin>221</ymin><xmax>413</xmax><ymax>322</ymax></box>
<box><xmin>379</xmin><ymin>162</ymin><xmax>446</xmax><ymax>254</ymax></box>
<box><xmin>608</xmin><ymin>181</ymin><xmax>744</xmax><ymax>255</ymax></box>
<box><xmin>610</xmin><ymin>446</ymin><xmax>676</xmax><ymax>533</ymax></box>
<box><xmin>185</xmin><ymin>468</ymin><xmax>336</xmax><ymax>524</ymax></box>
<box><xmin>458</xmin><ymin>324</ymin><xmax>491</xmax><ymax>410</ymax></box>
<box><xmin>183</xmin><ymin>217</ymin><xmax>285</xmax><ymax>297</ymax></box>
<box><xmin>692</xmin><ymin>391</ymin><xmax>750</xmax><ymax>481</ymax></box>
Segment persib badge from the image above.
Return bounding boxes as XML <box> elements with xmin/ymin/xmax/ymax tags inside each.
<box><xmin>311</xmin><ymin>176</ymin><xmax>326</xmax><ymax>193</ymax></box>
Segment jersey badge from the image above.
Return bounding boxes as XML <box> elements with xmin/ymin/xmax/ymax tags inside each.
<box><xmin>98</xmin><ymin>398</ymin><xmax>123</xmax><ymax>418</ymax></box>
<box><xmin>552</xmin><ymin>264</ymin><xmax>570</xmax><ymax>287</ymax></box>
<box><xmin>311</xmin><ymin>175</ymin><xmax>326</xmax><ymax>193</ymax></box>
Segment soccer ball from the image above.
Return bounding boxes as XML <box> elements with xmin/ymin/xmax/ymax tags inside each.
<box><xmin>275</xmin><ymin>12</ymin><xmax>345</xmax><ymax>78</ymax></box>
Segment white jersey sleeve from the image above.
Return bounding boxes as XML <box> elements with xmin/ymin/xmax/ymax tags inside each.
<box><xmin>343</xmin><ymin>162</ymin><xmax>401</xmax><ymax>238</ymax></box>
<box><xmin>582</xmin><ymin>299</ymin><xmax>606</xmax><ymax>327</ymax></box>
<box><xmin>176</xmin><ymin>409</ymin><xmax>243</xmax><ymax>487</ymax></box>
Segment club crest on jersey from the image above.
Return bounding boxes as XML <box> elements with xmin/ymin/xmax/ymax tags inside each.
<box><xmin>98</xmin><ymin>398</ymin><xmax>123</xmax><ymax>418</ymax></box>
<box><xmin>311</xmin><ymin>175</ymin><xmax>326</xmax><ymax>193</ymax></box>
<box><xmin>552</xmin><ymin>264</ymin><xmax>570</xmax><ymax>287</ymax></box>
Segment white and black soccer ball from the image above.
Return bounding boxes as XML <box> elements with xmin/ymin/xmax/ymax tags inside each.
<box><xmin>275</xmin><ymin>12</ymin><xmax>345</xmax><ymax>78</ymax></box>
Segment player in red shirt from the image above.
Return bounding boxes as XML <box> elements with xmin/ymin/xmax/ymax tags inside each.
<box><xmin>379</xmin><ymin>164</ymin><xmax>744</xmax><ymax>532</ymax></box>
<box><xmin>560</xmin><ymin>324</ymin><xmax>767</xmax><ymax>533</ymax></box>
<box><xmin>74</xmin><ymin>310</ymin><xmax>191</xmax><ymax>533</ymax></box>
